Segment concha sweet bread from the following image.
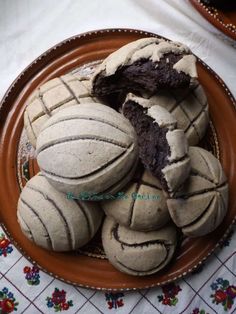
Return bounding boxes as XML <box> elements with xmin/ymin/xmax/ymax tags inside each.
<box><xmin>102</xmin><ymin>170</ymin><xmax>170</xmax><ymax>231</ymax></box>
<box><xmin>36</xmin><ymin>103</ymin><xmax>139</xmax><ymax>196</ymax></box>
<box><xmin>92</xmin><ymin>37</ymin><xmax>197</xmax><ymax>97</ymax></box>
<box><xmin>123</xmin><ymin>98</ymin><xmax>190</xmax><ymax>194</ymax></box>
<box><xmin>17</xmin><ymin>173</ymin><xmax>103</xmax><ymax>251</ymax></box>
<box><xmin>125</xmin><ymin>81</ymin><xmax>209</xmax><ymax>146</ymax></box>
<box><xmin>102</xmin><ymin>216</ymin><xmax>177</xmax><ymax>276</ymax></box>
<box><xmin>24</xmin><ymin>73</ymin><xmax>97</xmax><ymax>147</ymax></box>
<box><xmin>167</xmin><ymin>147</ymin><xmax>228</xmax><ymax>237</ymax></box>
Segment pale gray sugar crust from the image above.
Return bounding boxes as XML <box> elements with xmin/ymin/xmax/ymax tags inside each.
<box><xmin>102</xmin><ymin>169</ymin><xmax>170</xmax><ymax>231</ymax></box>
<box><xmin>167</xmin><ymin>146</ymin><xmax>228</xmax><ymax>237</ymax></box>
<box><xmin>24</xmin><ymin>73</ymin><xmax>98</xmax><ymax>148</ymax></box>
<box><xmin>102</xmin><ymin>216</ymin><xmax>177</xmax><ymax>276</ymax></box>
<box><xmin>36</xmin><ymin>103</ymin><xmax>139</xmax><ymax>196</ymax></box>
<box><xmin>17</xmin><ymin>173</ymin><xmax>103</xmax><ymax>251</ymax></box>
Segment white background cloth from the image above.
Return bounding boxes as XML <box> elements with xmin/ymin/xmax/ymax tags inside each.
<box><xmin>0</xmin><ymin>0</ymin><xmax>236</xmax><ymax>100</ymax></box>
<box><xmin>0</xmin><ymin>1</ymin><xmax>236</xmax><ymax>314</ymax></box>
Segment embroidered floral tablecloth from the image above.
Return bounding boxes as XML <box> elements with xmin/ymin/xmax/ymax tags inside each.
<box><xmin>1</xmin><ymin>0</ymin><xmax>236</xmax><ymax>313</ymax></box>
<box><xmin>0</xmin><ymin>224</ymin><xmax>236</xmax><ymax>314</ymax></box>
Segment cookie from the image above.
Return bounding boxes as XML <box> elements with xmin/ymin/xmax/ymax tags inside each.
<box><xmin>101</xmin><ymin>170</ymin><xmax>170</xmax><ymax>231</ymax></box>
<box><xmin>123</xmin><ymin>97</ymin><xmax>190</xmax><ymax>194</ymax></box>
<box><xmin>125</xmin><ymin>81</ymin><xmax>209</xmax><ymax>145</ymax></box>
<box><xmin>36</xmin><ymin>103</ymin><xmax>139</xmax><ymax>196</ymax></box>
<box><xmin>92</xmin><ymin>37</ymin><xmax>197</xmax><ymax>97</ymax></box>
<box><xmin>167</xmin><ymin>147</ymin><xmax>228</xmax><ymax>237</ymax></box>
<box><xmin>102</xmin><ymin>216</ymin><xmax>177</xmax><ymax>276</ymax></box>
<box><xmin>24</xmin><ymin>73</ymin><xmax>97</xmax><ymax>147</ymax></box>
<box><xmin>17</xmin><ymin>173</ymin><xmax>103</xmax><ymax>251</ymax></box>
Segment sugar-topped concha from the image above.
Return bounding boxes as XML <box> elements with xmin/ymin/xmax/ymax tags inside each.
<box><xmin>101</xmin><ymin>170</ymin><xmax>170</xmax><ymax>231</ymax></box>
<box><xmin>167</xmin><ymin>147</ymin><xmax>228</xmax><ymax>237</ymax></box>
<box><xmin>102</xmin><ymin>216</ymin><xmax>177</xmax><ymax>276</ymax></box>
<box><xmin>123</xmin><ymin>97</ymin><xmax>190</xmax><ymax>195</ymax></box>
<box><xmin>24</xmin><ymin>73</ymin><xmax>97</xmax><ymax>147</ymax></box>
<box><xmin>36</xmin><ymin>103</ymin><xmax>139</xmax><ymax>196</ymax></box>
<box><xmin>92</xmin><ymin>37</ymin><xmax>197</xmax><ymax>97</ymax></box>
<box><xmin>17</xmin><ymin>173</ymin><xmax>103</xmax><ymax>251</ymax></box>
<box><xmin>125</xmin><ymin>81</ymin><xmax>209</xmax><ymax>146</ymax></box>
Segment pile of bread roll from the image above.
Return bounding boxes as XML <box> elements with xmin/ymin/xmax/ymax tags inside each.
<box><xmin>18</xmin><ymin>37</ymin><xmax>228</xmax><ymax>276</ymax></box>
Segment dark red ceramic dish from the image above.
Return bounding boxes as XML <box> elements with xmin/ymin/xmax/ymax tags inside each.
<box><xmin>190</xmin><ymin>0</ymin><xmax>236</xmax><ymax>40</ymax></box>
<box><xmin>0</xmin><ymin>29</ymin><xmax>235</xmax><ymax>291</ymax></box>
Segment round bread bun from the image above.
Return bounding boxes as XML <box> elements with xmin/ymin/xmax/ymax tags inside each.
<box><xmin>167</xmin><ymin>147</ymin><xmax>228</xmax><ymax>237</ymax></box>
<box><xmin>92</xmin><ymin>37</ymin><xmax>197</xmax><ymax>97</ymax></box>
<box><xmin>102</xmin><ymin>216</ymin><xmax>177</xmax><ymax>276</ymax></box>
<box><xmin>101</xmin><ymin>170</ymin><xmax>170</xmax><ymax>231</ymax></box>
<box><xmin>24</xmin><ymin>73</ymin><xmax>97</xmax><ymax>147</ymax></box>
<box><xmin>125</xmin><ymin>81</ymin><xmax>209</xmax><ymax>146</ymax></box>
<box><xmin>17</xmin><ymin>173</ymin><xmax>103</xmax><ymax>251</ymax></box>
<box><xmin>36</xmin><ymin>103</ymin><xmax>139</xmax><ymax>196</ymax></box>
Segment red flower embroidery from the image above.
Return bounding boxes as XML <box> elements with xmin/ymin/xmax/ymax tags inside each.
<box><xmin>105</xmin><ymin>292</ymin><xmax>124</xmax><ymax>309</ymax></box>
<box><xmin>158</xmin><ymin>282</ymin><xmax>182</xmax><ymax>306</ymax></box>
<box><xmin>46</xmin><ymin>288</ymin><xmax>73</xmax><ymax>311</ymax></box>
<box><xmin>0</xmin><ymin>288</ymin><xmax>19</xmax><ymax>313</ymax></box>
<box><xmin>215</xmin><ymin>290</ymin><xmax>227</xmax><ymax>303</ymax></box>
<box><xmin>211</xmin><ymin>278</ymin><xmax>236</xmax><ymax>311</ymax></box>
<box><xmin>0</xmin><ymin>234</ymin><xmax>13</xmax><ymax>257</ymax></box>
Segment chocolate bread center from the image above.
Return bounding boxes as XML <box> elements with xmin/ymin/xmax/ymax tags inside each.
<box><xmin>123</xmin><ymin>100</ymin><xmax>170</xmax><ymax>191</ymax></box>
<box><xmin>93</xmin><ymin>54</ymin><xmax>190</xmax><ymax>97</ymax></box>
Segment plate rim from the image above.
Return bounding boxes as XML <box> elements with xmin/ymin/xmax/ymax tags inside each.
<box><xmin>0</xmin><ymin>28</ymin><xmax>236</xmax><ymax>291</ymax></box>
<box><xmin>190</xmin><ymin>0</ymin><xmax>236</xmax><ymax>40</ymax></box>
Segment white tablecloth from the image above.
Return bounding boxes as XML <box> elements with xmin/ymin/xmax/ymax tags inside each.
<box><xmin>0</xmin><ymin>1</ymin><xmax>236</xmax><ymax>313</ymax></box>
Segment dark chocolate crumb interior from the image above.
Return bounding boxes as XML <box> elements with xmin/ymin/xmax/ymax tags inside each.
<box><xmin>123</xmin><ymin>100</ymin><xmax>170</xmax><ymax>191</ymax></box>
<box><xmin>93</xmin><ymin>53</ymin><xmax>191</xmax><ymax>97</ymax></box>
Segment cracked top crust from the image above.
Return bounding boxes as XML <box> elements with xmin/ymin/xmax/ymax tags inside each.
<box><xmin>92</xmin><ymin>37</ymin><xmax>197</xmax><ymax>96</ymax></box>
<box><xmin>93</xmin><ymin>37</ymin><xmax>196</xmax><ymax>77</ymax></box>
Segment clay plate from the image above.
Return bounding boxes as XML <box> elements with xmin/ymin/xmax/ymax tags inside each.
<box><xmin>190</xmin><ymin>0</ymin><xmax>236</xmax><ymax>40</ymax></box>
<box><xmin>0</xmin><ymin>29</ymin><xmax>236</xmax><ymax>291</ymax></box>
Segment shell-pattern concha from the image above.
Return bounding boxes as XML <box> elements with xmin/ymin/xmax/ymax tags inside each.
<box><xmin>101</xmin><ymin>170</ymin><xmax>170</xmax><ymax>231</ymax></box>
<box><xmin>122</xmin><ymin>96</ymin><xmax>190</xmax><ymax>194</ymax></box>
<box><xmin>36</xmin><ymin>103</ymin><xmax>139</xmax><ymax>196</ymax></box>
<box><xmin>24</xmin><ymin>73</ymin><xmax>98</xmax><ymax>147</ymax></box>
<box><xmin>126</xmin><ymin>81</ymin><xmax>209</xmax><ymax>146</ymax></box>
<box><xmin>17</xmin><ymin>173</ymin><xmax>103</xmax><ymax>251</ymax></box>
<box><xmin>167</xmin><ymin>147</ymin><xmax>228</xmax><ymax>237</ymax></box>
<box><xmin>102</xmin><ymin>216</ymin><xmax>177</xmax><ymax>276</ymax></box>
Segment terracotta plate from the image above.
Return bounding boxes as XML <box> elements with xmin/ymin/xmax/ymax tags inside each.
<box><xmin>0</xmin><ymin>29</ymin><xmax>236</xmax><ymax>291</ymax></box>
<box><xmin>190</xmin><ymin>0</ymin><xmax>236</xmax><ymax>40</ymax></box>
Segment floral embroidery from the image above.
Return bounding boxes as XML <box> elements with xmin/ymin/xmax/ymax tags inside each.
<box><xmin>157</xmin><ymin>282</ymin><xmax>182</xmax><ymax>306</ymax></box>
<box><xmin>192</xmin><ymin>308</ymin><xmax>210</xmax><ymax>314</ymax></box>
<box><xmin>0</xmin><ymin>287</ymin><xmax>19</xmax><ymax>313</ymax></box>
<box><xmin>23</xmin><ymin>266</ymin><xmax>40</xmax><ymax>285</ymax></box>
<box><xmin>0</xmin><ymin>234</ymin><xmax>13</xmax><ymax>257</ymax></box>
<box><xmin>210</xmin><ymin>277</ymin><xmax>236</xmax><ymax>311</ymax></box>
<box><xmin>46</xmin><ymin>288</ymin><xmax>73</xmax><ymax>311</ymax></box>
<box><xmin>105</xmin><ymin>292</ymin><xmax>124</xmax><ymax>309</ymax></box>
